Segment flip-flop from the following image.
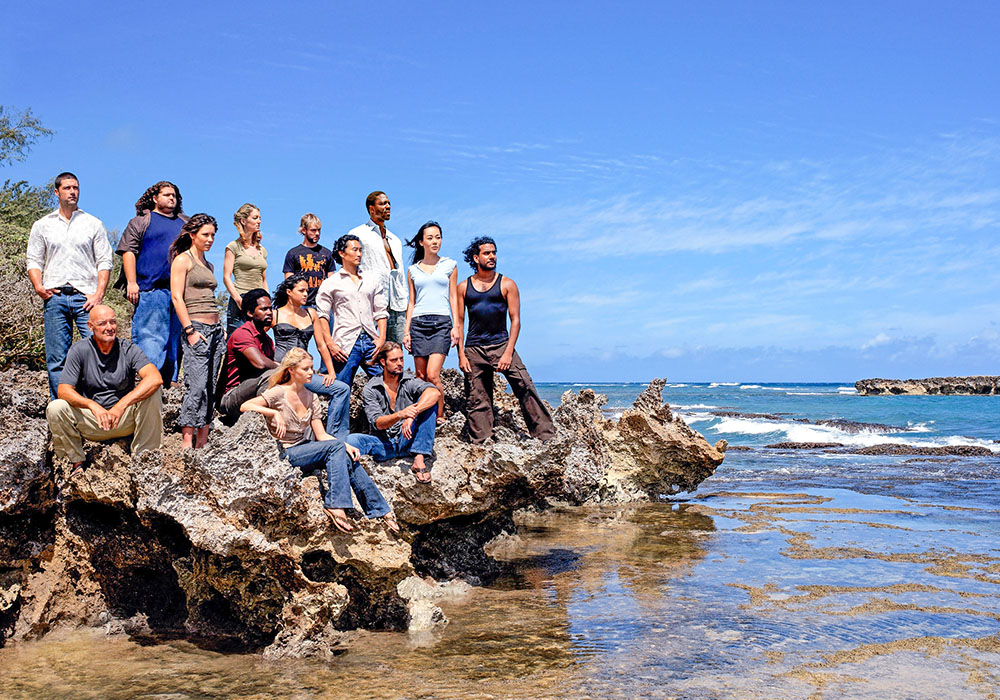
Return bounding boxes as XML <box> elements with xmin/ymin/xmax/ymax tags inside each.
<box><xmin>411</xmin><ymin>465</ymin><xmax>432</xmax><ymax>484</ymax></box>
<box><xmin>324</xmin><ymin>509</ymin><xmax>354</xmax><ymax>533</ymax></box>
<box><xmin>68</xmin><ymin>462</ymin><xmax>86</xmax><ymax>479</ymax></box>
<box><xmin>382</xmin><ymin>512</ymin><xmax>401</xmax><ymax>533</ymax></box>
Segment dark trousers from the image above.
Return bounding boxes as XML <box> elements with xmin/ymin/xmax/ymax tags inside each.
<box><xmin>463</xmin><ymin>342</ymin><xmax>555</xmax><ymax>443</ymax></box>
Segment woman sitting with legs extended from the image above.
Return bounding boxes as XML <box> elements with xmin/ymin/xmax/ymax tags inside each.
<box><xmin>403</xmin><ymin>221</ymin><xmax>459</xmax><ymax>424</ymax></box>
<box><xmin>272</xmin><ymin>274</ymin><xmax>352</xmax><ymax>439</ymax></box>
<box><xmin>241</xmin><ymin>347</ymin><xmax>399</xmax><ymax>533</ymax></box>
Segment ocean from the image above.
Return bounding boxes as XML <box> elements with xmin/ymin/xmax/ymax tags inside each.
<box><xmin>4</xmin><ymin>380</ymin><xmax>999</xmax><ymax>699</ymax></box>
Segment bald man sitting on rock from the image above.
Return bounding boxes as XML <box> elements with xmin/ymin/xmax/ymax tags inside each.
<box><xmin>46</xmin><ymin>304</ymin><xmax>163</xmax><ymax>472</ymax></box>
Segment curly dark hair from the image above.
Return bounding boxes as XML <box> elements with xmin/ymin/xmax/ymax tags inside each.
<box><xmin>462</xmin><ymin>236</ymin><xmax>496</xmax><ymax>271</ymax></box>
<box><xmin>135</xmin><ymin>181</ymin><xmax>182</xmax><ymax>216</ymax></box>
<box><xmin>240</xmin><ymin>288</ymin><xmax>272</xmax><ymax>317</ymax></box>
<box><xmin>332</xmin><ymin>234</ymin><xmax>361</xmax><ymax>265</ymax></box>
<box><xmin>406</xmin><ymin>220</ymin><xmax>442</xmax><ymax>264</ymax></box>
<box><xmin>273</xmin><ymin>273</ymin><xmax>309</xmax><ymax>309</ymax></box>
<box><xmin>168</xmin><ymin>213</ymin><xmax>217</xmax><ymax>261</ymax></box>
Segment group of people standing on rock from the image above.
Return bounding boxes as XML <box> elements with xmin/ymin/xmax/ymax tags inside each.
<box><xmin>27</xmin><ymin>173</ymin><xmax>556</xmax><ymax>533</ymax></box>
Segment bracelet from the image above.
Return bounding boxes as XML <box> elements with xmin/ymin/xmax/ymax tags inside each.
<box><xmin>184</xmin><ymin>325</ymin><xmax>195</xmax><ymax>336</ymax></box>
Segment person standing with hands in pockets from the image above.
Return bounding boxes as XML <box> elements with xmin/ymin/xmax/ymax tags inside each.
<box><xmin>170</xmin><ymin>214</ymin><xmax>225</xmax><ymax>450</ymax></box>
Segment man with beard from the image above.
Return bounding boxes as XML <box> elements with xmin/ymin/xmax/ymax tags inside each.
<box><xmin>282</xmin><ymin>212</ymin><xmax>336</xmax><ymax>307</ymax></box>
<box><xmin>456</xmin><ymin>237</ymin><xmax>555</xmax><ymax>444</ymax></box>
<box><xmin>115</xmin><ymin>180</ymin><xmax>188</xmax><ymax>384</ymax></box>
<box><xmin>348</xmin><ymin>342</ymin><xmax>440</xmax><ymax>483</ymax></box>
<box><xmin>27</xmin><ymin>172</ymin><xmax>114</xmax><ymax>398</ymax></box>
<box><xmin>217</xmin><ymin>289</ymin><xmax>278</xmax><ymax>421</ymax></box>
<box><xmin>351</xmin><ymin>191</ymin><xmax>406</xmax><ymax>343</ymax></box>
<box><xmin>46</xmin><ymin>305</ymin><xmax>163</xmax><ymax>472</ymax></box>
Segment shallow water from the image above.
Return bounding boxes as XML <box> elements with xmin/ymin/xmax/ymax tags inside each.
<box><xmin>3</xmin><ymin>383</ymin><xmax>1000</xmax><ymax>699</ymax></box>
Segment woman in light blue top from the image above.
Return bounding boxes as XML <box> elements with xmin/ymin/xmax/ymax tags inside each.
<box><xmin>404</xmin><ymin>221</ymin><xmax>458</xmax><ymax>423</ymax></box>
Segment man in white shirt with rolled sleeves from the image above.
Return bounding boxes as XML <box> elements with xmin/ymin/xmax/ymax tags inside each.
<box><xmin>350</xmin><ymin>190</ymin><xmax>406</xmax><ymax>344</ymax></box>
<box><xmin>26</xmin><ymin>172</ymin><xmax>113</xmax><ymax>398</ymax></box>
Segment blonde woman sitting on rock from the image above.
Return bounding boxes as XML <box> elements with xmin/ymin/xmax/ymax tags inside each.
<box><xmin>241</xmin><ymin>347</ymin><xmax>399</xmax><ymax>533</ymax></box>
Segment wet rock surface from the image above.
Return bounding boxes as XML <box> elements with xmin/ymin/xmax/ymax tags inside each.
<box><xmin>0</xmin><ymin>368</ymin><xmax>723</xmax><ymax>656</ymax></box>
<box><xmin>856</xmin><ymin>375</ymin><xmax>1000</xmax><ymax>395</ymax></box>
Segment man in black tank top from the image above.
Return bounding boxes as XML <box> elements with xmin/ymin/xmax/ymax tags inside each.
<box><xmin>456</xmin><ymin>237</ymin><xmax>555</xmax><ymax>443</ymax></box>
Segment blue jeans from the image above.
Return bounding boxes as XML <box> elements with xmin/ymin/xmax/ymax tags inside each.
<box><xmin>282</xmin><ymin>439</ymin><xmax>390</xmax><ymax>516</ymax></box>
<box><xmin>334</xmin><ymin>333</ymin><xmax>383</xmax><ymax>386</ymax></box>
<box><xmin>226</xmin><ymin>296</ymin><xmax>244</xmax><ymax>338</ymax></box>
<box><xmin>132</xmin><ymin>288</ymin><xmax>182</xmax><ymax>384</ymax></box>
<box><xmin>305</xmin><ymin>375</ymin><xmax>351</xmax><ymax>439</ymax></box>
<box><xmin>43</xmin><ymin>292</ymin><xmax>91</xmax><ymax>399</ymax></box>
<box><xmin>347</xmin><ymin>405</ymin><xmax>438</xmax><ymax>460</ymax></box>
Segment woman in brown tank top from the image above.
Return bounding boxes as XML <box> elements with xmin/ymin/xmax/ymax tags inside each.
<box><xmin>170</xmin><ymin>214</ymin><xmax>225</xmax><ymax>450</ymax></box>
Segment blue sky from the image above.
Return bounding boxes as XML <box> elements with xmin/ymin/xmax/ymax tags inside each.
<box><xmin>3</xmin><ymin>1</ymin><xmax>998</xmax><ymax>381</ymax></box>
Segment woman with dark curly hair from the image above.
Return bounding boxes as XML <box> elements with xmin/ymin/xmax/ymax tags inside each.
<box><xmin>404</xmin><ymin>221</ymin><xmax>458</xmax><ymax>423</ymax></box>
<box><xmin>169</xmin><ymin>214</ymin><xmax>225</xmax><ymax>450</ymax></box>
<box><xmin>223</xmin><ymin>203</ymin><xmax>267</xmax><ymax>336</ymax></box>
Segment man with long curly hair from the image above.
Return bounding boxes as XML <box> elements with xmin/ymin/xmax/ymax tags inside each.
<box><xmin>115</xmin><ymin>181</ymin><xmax>188</xmax><ymax>384</ymax></box>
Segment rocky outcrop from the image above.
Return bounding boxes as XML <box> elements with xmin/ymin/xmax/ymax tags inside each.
<box><xmin>0</xmin><ymin>368</ymin><xmax>724</xmax><ymax>656</ymax></box>
<box><xmin>855</xmin><ymin>376</ymin><xmax>1000</xmax><ymax>396</ymax></box>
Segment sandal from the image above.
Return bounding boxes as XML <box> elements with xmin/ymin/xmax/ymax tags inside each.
<box><xmin>382</xmin><ymin>512</ymin><xmax>400</xmax><ymax>533</ymax></box>
<box><xmin>411</xmin><ymin>464</ymin><xmax>432</xmax><ymax>484</ymax></box>
<box><xmin>324</xmin><ymin>508</ymin><xmax>354</xmax><ymax>533</ymax></box>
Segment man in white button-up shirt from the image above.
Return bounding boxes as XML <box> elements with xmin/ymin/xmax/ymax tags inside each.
<box><xmin>315</xmin><ymin>234</ymin><xmax>388</xmax><ymax>387</ymax></box>
<box><xmin>350</xmin><ymin>191</ymin><xmax>406</xmax><ymax>344</ymax></box>
<box><xmin>26</xmin><ymin>172</ymin><xmax>113</xmax><ymax>398</ymax></box>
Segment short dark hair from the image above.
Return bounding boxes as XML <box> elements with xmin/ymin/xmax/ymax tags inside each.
<box><xmin>462</xmin><ymin>236</ymin><xmax>496</xmax><ymax>271</ymax></box>
<box><xmin>365</xmin><ymin>190</ymin><xmax>386</xmax><ymax>212</ymax></box>
<box><xmin>333</xmin><ymin>234</ymin><xmax>361</xmax><ymax>265</ymax></box>
<box><xmin>374</xmin><ymin>341</ymin><xmax>403</xmax><ymax>366</ymax></box>
<box><xmin>406</xmin><ymin>220</ymin><xmax>441</xmax><ymax>264</ymax></box>
<box><xmin>240</xmin><ymin>288</ymin><xmax>271</xmax><ymax>317</ymax></box>
<box><xmin>54</xmin><ymin>172</ymin><xmax>78</xmax><ymax>188</ymax></box>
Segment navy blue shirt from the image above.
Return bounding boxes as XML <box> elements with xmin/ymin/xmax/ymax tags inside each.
<box><xmin>135</xmin><ymin>212</ymin><xmax>184</xmax><ymax>289</ymax></box>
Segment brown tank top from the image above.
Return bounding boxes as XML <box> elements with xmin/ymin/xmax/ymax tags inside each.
<box><xmin>183</xmin><ymin>249</ymin><xmax>218</xmax><ymax>316</ymax></box>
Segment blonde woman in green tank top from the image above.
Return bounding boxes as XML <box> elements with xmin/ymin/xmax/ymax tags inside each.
<box><xmin>223</xmin><ymin>203</ymin><xmax>268</xmax><ymax>336</ymax></box>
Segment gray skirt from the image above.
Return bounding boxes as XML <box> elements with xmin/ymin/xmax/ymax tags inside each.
<box><xmin>410</xmin><ymin>314</ymin><xmax>452</xmax><ymax>357</ymax></box>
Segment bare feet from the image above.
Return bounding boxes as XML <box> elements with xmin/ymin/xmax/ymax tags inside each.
<box><xmin>324</xmin><ymin>508</ymin><xmax>354</xmax><ymax>533</ymax></box>
<box><xmin>382</xmin><ymin>512</ymin><xmax>400</xmax><ymax>533</ymax></box>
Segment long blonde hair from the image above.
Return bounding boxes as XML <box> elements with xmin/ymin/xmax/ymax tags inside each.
<box><xmin>268</xmin><ymin>347</ymin><xmax>312</xmax><ymax>388</ymax></box>
<box><xmin>234</xmin><ymin>203</ymin><xmax>262</xmax><ymax>246</ymax></box>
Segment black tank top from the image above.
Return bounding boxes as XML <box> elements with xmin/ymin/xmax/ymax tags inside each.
<box><xmin>464</xmin><ymin>274</ymin><xmax>509</xmax><ymax>347</ymax></box>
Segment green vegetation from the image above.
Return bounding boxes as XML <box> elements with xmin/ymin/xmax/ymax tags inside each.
<box><xmin>0</xmin><ymin>105</ymin><xmax>130</xmax><ymax>370</ymax></box>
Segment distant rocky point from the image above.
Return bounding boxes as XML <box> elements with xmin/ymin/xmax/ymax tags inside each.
<box><xmin>855</xmin><ymin>376</ymin><xmax>1000</xmax><ymax>396</ymax></box>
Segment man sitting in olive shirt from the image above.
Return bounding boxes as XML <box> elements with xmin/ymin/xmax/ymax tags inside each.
<box><xmin>46</xmin><ymin>305</ymin><xmax>163</xmax><ymax>470</ymax></box>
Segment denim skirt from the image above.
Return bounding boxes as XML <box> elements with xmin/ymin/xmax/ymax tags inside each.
<box><xmin>410</xmin><ymin>314</ymin><xmax>452</xmax><ymax>357</ymax></box>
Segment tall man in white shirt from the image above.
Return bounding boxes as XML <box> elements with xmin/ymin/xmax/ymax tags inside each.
<box><xmin>26</xmin><ymin>172</ymin><xmax>113</xmax><ymax>398</ymax></box>
<box><xmin>315</xmin><ymin>234</ymin><xmax>387</xmax><ymax>386</ymax></box>
<box><xmin>350</xmin><ymin>191</ymin><xmax>406</xmax><ymax>344</ymax></box>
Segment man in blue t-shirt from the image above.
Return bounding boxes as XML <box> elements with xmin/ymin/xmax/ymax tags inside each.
<box><xmin>282</xmin><ymin>212</ymin><xmax>336</xmax><ymax>307</ymax></box>
<box><xmin>115</xmin><ymin>181</ymin><xmax>189</xmax><ymax>384</ymax></box>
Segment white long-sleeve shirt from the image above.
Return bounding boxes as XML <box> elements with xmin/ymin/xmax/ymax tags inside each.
<box><xmin>315</xmin><ymin>268</ymin><xmax>388</xmax><ymax>352</ymax></box>
<box><xmin>25</xmin><ymin>209</ymin><xmax>113</xmax><ymax>294</ymax></box>
<box><xmin>351</xmin><ymin>219</ymin><xmax>407</xmax><ymax>312</ymax></box>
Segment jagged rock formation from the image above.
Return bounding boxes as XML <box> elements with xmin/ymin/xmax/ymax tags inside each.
<box><xmin>855</xmin><ymin>376</ymin><xmax>1000</xmax><ymax>396</ymax></box>
<box><xmin>0</xmin><ymin>368</ymin><xmax>724</xmax><ymax>656</ymax></box>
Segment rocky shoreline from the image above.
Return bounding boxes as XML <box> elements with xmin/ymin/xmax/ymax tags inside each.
<box><xmin>855</xmin><ymin>376</ymin><xmax>1000</xmax><ymax>395</ymax></box>
<box><xmin>0</xmin><ymin>369</ymin><xmax>725</xmax><ymax>657</ymax></box>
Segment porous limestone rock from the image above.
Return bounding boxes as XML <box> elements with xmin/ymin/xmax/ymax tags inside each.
<box><xmin>0</xmin><ymin>367</ymin><xmax>724</xmax><ymax>657</ymax></box>
<box><xmin>855</xmin><ymin>376</ymin><xmax>1000</xmax><ymax>395</ymax></box>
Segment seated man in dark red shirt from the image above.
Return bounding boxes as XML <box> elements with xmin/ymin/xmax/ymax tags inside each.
<box><xmin>218</xmin><ymin>289</ymin><xmax>277</xmax><ymax>422</ymax></box>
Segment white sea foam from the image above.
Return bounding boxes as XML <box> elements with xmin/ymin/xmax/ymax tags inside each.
<box><xmin>666</xmin><ymin>383</ymin><xmax>688</xmax><ymax>388</ymax></box>
<box><xmin>740</xmin><ymin>384</ymin><xmax>762</xmax><ymax>390</ymax></box>
<box><xmin>786</xmin><ymin>392</ymin><xmax>829</xmax><ymax>396</ymax></box>
<box><xmin>673</xmin><ymin>403</ymin><xmax>719</xmax><ymax>410</ymax></box>
<box><xmin>837</xmin><ymin>386</ymin><xmax>857</xmax><ymax>394</ymax></box>
<box><xmin>675</xmin><ymin>411</ymin><xmax>714</xmax><ymax>424</ymax></box>
<box><xmin>708</xmin><ymin>416</ymin><xmax>1000</xmax><ymax>452</ymax></box>
<box><xmin>709</xmin><ymin>382</ymin><xmax>739</xmax><ymax>387</ymax></box>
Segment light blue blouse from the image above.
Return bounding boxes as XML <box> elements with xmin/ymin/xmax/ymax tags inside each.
<box><xmin>410</xmin><ymin>257</ymin><xmax>457</xmax><ymax>317</ymax></box>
